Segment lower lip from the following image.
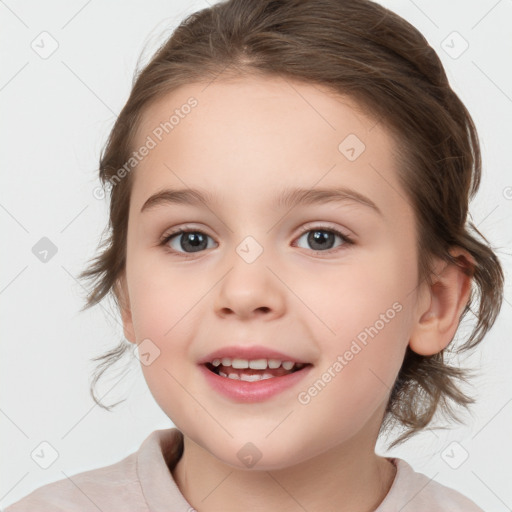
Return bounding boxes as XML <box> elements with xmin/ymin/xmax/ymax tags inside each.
<box><xmin>199</xmin><ymin>364</ymin><xmax>313</xmax><ymax>403</ymax></box>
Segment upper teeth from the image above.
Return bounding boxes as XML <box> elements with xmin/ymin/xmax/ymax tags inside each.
<box><xmin>211</xmin><ymin>358</ymin><xmax>296</xmax><ymax>371</ymax></box>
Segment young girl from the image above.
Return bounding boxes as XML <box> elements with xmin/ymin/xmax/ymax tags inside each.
<box><xmin>5</xmin><ymin>0</ymin><xmax>505</xmax><ymax>510</ymax></box>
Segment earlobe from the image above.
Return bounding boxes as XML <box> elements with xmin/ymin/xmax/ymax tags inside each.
<box><xmin>409</xmin><ymin>248</ymin><xmax>475</xmax><ymax>356</ymax></box>
<box><xmin>115</xmin><ymin>273</ymin><xmax>136</xmax><ymax>344</ymax></box>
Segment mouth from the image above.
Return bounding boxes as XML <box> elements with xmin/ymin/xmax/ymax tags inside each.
<box><xmin>199</xmin><ymin>354</ymin><xmax>314</xmax><ymax>402</ymax></box>
<box><xmin>203</xmin><ymin>358</ymin><xmax>312</xmax><ymax>382</ymax></box>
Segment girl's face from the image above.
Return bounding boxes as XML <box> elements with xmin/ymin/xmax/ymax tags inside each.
<box><xmin>118</xmin><ymin>75</ymin><xmax>429</xmax><ymax>469</ymax></box>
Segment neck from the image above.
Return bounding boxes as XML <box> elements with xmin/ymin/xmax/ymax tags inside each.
<box><xmin>171</xmin><ymin>416</ymin><xmax>396</xmax><ymax>512</ymax></box>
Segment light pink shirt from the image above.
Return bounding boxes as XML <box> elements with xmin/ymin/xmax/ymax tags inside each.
<box><xmin>4</xmin><ymin>428</ymin><xmax>484</xmax><ymax>511</ymax></box>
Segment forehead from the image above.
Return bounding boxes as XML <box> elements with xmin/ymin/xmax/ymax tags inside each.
<box><xmin>129</xmin><ymin>75</ymin><xmax>405</xmax><ymax>216</ymax></box>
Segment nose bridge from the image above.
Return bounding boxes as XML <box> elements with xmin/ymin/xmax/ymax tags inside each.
<box><xmin>214</xmin><ymin>230</ymin><xmax>284</xmax><ymax>317</ymax></box>
<box><xmin>222</xmin><ymin>206</ymin><xmax>277</xmax><ymax>267</ymax></box>
<box><xmin>235</xmin><ymin>233</ymin><xmax>267</xmax><ymax>266</ymax></box>
<box><xmin>229</xmin><ymin>231</ymin><xmax>274</xmax><ymax>290</ymax></box>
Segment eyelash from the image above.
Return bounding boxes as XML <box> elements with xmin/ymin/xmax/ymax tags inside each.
<box><xmin>159</xmin><ymin>224</ymin><xmax>354</xmax><ymax>259</ymax></box>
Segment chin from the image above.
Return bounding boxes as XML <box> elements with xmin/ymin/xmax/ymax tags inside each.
<box><xmin>206</xmin><ymin>438</ymin><xmax>312</xmax><ymax>472</ymax></box>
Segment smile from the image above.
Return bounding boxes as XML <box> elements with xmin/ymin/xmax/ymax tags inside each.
<box><xmin>206</xmin><ymin>358</ymin><xmax>309</xmax><ymax>381</ymax></box>
<box><xmin>200</xmin><ymin>359</ymin><xmax>313</xmax><ymax>402</ymax></box>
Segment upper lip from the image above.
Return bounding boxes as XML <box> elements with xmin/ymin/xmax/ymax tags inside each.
<box><xmin>198</xmin><ymin>345</ymin><xmax>311</xmax><ymax>365</ymax></box>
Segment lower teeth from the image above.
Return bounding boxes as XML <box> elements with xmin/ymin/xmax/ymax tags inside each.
<box><xmin>219</xmin><ymin>371</ymin><xmax>276</xmax><ymax>382</ymax></box>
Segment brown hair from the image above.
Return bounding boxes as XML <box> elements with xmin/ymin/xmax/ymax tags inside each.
<box><xmin>78</xmin><ymin>0</ymin><xmax>504</xmax><ymax>448</ymax></box>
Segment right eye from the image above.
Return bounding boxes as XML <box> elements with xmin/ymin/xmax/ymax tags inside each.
<box><xmin>160</xmin><ymin>229</ymin><xmax>217</xmax><ymax>257</ymax></box>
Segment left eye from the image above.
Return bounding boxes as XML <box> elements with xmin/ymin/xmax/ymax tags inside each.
<box><xmin>293</xmin><ymin>227</ymin><xmax>352</xmax><ymax>252</ymax></box>
<box><xmin>160</xmin><ymin>226</ymin><xmax>353</xmax><ymax>256</ymax></box>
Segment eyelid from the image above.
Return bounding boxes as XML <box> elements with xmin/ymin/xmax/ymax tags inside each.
<box><xmin>160</xmin><ymin>221</ymin><xmax>353</xmax><ymax>240</ymax></box>
<box><xmin>295</xmin><ymin>222</ymin><xmax>353</xmax><ymax>238</ymax></box>
<box><xmin>159</xmin><ymin>223</ymin><xmax>210</xmax><ymax>243</ymax></box>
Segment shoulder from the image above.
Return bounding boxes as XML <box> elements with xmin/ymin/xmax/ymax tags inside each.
<box><xmin>376</xmin><ymin>457</ymin><xmax>485</xmax><ymax>512</ymax></box>
<box><xmin>3</xmin><ymin>428</ymin><xmax>185</xmax><ymax>512</ymax></box>
<box><xmin>3</xmin><ymin>442</ymin><xmax>145</xmax><ymax>512</ymax></box>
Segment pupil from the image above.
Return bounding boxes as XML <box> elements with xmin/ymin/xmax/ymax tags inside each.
<box><xmin>182</xmin><ymin>232</ymin><xmax>207</xmax><ymax>252</ymax></box>
<box><xmin>308</xmin><ymin>230</ymin><xmax>334</xmax><ymax>250</ymax></box>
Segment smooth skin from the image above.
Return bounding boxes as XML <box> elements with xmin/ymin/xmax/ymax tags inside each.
<box><xmin>116</xmin><ymin>74</ymin><xmax>473</xmax><ymax>512</ymax></box>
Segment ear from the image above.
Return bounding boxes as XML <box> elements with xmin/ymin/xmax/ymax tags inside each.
<box><xmin>409</xmin><ymin>247</ymin><xmax>475</xmax><ymax>356</ymax></box>
<box><xmin>115</xmin><ymin>272</ymin><xmax>136</xmax><ymax>344</ymax></box>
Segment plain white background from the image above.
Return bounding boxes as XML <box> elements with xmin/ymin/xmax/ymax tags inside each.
<box><xmin>1</xmin><ymin>0</ymin><xmax>511</xmax><ymax>509</ymax></box>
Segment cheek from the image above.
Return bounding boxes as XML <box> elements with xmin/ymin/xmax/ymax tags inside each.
<box><xmin>301</xmin><ymin>245</ymin><xmax>416</xmax><ymax>339</ymax></box>
<box><xmin>130</xmin><ymin>285</ymin><xmax>202</xmax><ymax>428</ymax></box>
<box><xmin>127</xmin><ymin>254</ymin><xmax>207</xmax><ymax>341</ymax></box>
<box><xmin>295</xmin><ymin>296</ymin><xmax>412</xmax><ymax>445</ymax></box>
<box><xmin>126</xmin><ymin>260</ymin><xmax>203</xmax><ymax>400</ymax></box>
<box><xmin>297</xmin><ymin>245</ymin><xmax>416</xmax><ymax>397</ymax></box>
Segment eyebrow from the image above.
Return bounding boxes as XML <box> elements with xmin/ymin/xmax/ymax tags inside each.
<box><xmin>140</xmin><ymin>186</ymin><xmax>382</xmax><ymax>216</ymax></box>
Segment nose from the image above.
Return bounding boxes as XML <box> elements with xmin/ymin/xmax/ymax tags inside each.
<box><xmin>213</xmin><ymin>248</ymin><xmax>286</xmax><ymax>321</ymax></box>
